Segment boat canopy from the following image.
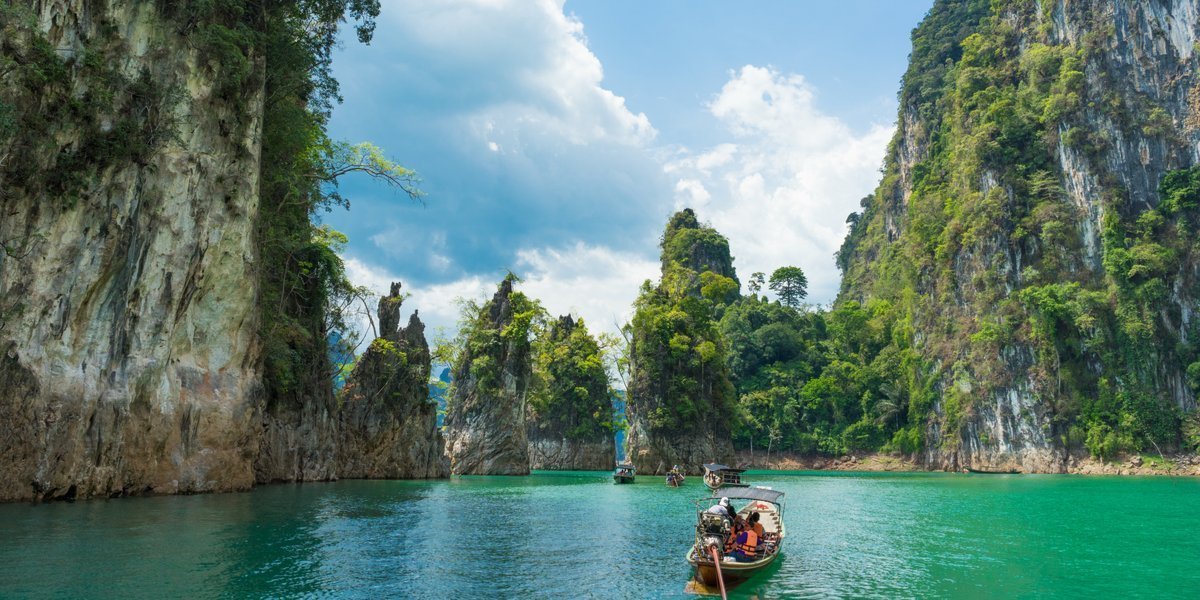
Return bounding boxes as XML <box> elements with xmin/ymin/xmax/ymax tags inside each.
<box><xmin>709</xmin><ymin>486</ymin><xmax>784</xmax><ymax>504</ymax></box>
<box><xmin>703</xmin><ymin>463</ymin><xmax>746</xmax><ymax>473</ymax></box>
<box><xmin>615</xmin><ymin>462</ymin><xmax>635</xmax><ymax>469</ymax></box>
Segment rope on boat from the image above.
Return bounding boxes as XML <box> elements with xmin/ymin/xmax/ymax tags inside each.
<box><xmin>709</xmin><ymin>545</ymin><xmax>727</xmax><ymax>600</ymax></box>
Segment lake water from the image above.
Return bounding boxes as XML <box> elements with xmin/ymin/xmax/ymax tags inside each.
<box><xmin>1</xmin><ymin>471</ymin><xmax>1198</xmax><ymax>598</ymax></box>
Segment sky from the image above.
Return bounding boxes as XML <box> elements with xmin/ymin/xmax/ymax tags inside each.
<box><xmin>324</xmin><ymin>0</ymin><xmax>933</xmax><ymax>342</ymax></box>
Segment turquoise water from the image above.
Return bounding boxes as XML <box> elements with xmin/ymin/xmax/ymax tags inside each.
<box><xmin>1</xmin><ymin>471</ymin><xmax>1198</xmax><ymax>598</ymax></box>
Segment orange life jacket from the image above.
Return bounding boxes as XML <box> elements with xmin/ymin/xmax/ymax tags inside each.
<box><xmin>734</xmin><ymin>529</ymin><xmax>759</xmax><ymax>558</ymax></box>
<box><xmin>725</xmin><ymin>523</ymin><xmax>742</xmax><ymax>552</ymax></box>
<box><xmin>752</xmin><ymin>522</ymin><xmax>764</xmax><ymax>539</ymax></box>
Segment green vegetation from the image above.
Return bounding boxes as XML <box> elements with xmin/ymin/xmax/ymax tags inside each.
<box><xmin>439</xmin><ymin>277</ymin><xmax>618</xmax><ymax>443</ymax></box>
<box><xmin>0</xmin><ymin>1</ymin><xmax>418</xmax><ymax>410</ymax></box>
<box><xmin>0</xmin><ymin>3</ymin><xmax>182</xmax><ymax>205</ymax></box>
<box><xmin>834</xmin><ymin>0</ymin><xmax>1200</xmax><ymax>460</ymax></box>
<box><xmin>445</xmin><ymin>274</ymin><xmax>544</xmax><ymax>404</ymax></box>
<box><xmin>628</xmin><ymin>210</ymin><xmax>738</xmax><ymax>435</ymax></box>
<box><xmin>528</xmin><ymin>316</ymin><xmax>616</xmax><ymax>442</ymax></box>
<box><xmin>236</xmin><ymin>0</ymin><xmax>419</xmax><ymax>408</ymax></box>
<box><xmin>721</xmin><ymin>292</ymin><xmax>931</xmax><ymax>457</ymax></box>
<box><xmin>768</xmin><ymin>266</ymin><xmax>808</xmax><ymax>309</ymax></box>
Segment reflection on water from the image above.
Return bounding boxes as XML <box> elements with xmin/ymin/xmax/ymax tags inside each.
<box><xmin>1</xmin><ymin>471</ymin><xmax>1199</xmax><ymax>598</ymax></box>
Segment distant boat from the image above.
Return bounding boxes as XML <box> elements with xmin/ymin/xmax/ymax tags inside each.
<box><xmin>614</xmin><ymin>462</ymin><xmax>636</xmax><ymax>484</ymax></box>
<box><xmin>702</xmin><ymin>463</ymin><xmax>747</xmax><ymax>490</ymax></box>
<box><xmin>964</xmin><ymin>467</ymin><xmax>1020</xmax><ymax>474</ymax></box>
<box><xmin>687</xmin><ymin>486</ymin><xmax>786</xmax><ymax>591</ymax></box>
<box><xmin>666</xmin><ymin>466</ymin><xmax>685</xmax><ymax>487</ymax></box>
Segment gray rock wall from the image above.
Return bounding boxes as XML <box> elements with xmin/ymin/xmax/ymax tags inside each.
<box><xmin>339</xmin><ymin>283</ymin><xmax>449</xmax><ymax>479</ymax></box>
<box><xmin>443</xmin><ymin>278</ymin><xmax>532</xmax><ymax>475</ymax></box>
<box><xmin>0</xmin><ymin>0</ymin><xmax>265</xmax><ymax>500</ymax></box>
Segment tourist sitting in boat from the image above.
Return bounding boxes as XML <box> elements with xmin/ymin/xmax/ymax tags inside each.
<box><xmin>705</xmin><ymin>496</ymin><xmax>736</xmax><ymax>521</ymax></box>
<box><xmin>730</xmin><ymin>521</ymin><xmax>759</xmax><ymax>562</ymax></box>
<box><xmin>725</xmin><ymin>516</ymin><xmax>745</xmax><ymax>553</ymax></box>
<box><xmin>749</xmin><ymin>512</ymin><xmax>764</xmax><ymax>539</ymax></box>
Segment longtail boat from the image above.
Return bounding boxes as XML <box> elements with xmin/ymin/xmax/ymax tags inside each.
<box><xmin>666</xmin><ymin>466</ymin><xmax>685</xmax><ymax>487</ymax></box>
<box><xmin>687</xmin><ymin>486</ymin><xmax>785</xmax><ymax>590</ymax></box>
<box><xmin>613</xmin><ymin>462</ymin><xmax>636</xmax><ymax>484</ymax></box>
<box><xmin>702</xmin><ymin>463</ymin><xmax>747</xmax><ymax>490</ymax></box>
<box><xmin>965</xmin><ymin>466</ymin><xmax>1020</xmax><ymax>474</ymax></box>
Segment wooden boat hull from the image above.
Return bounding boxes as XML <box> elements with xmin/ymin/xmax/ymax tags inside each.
<box><xmin>614</xmin><ymin>475</ymin><xmax>635</xmax><ymax>484</ymax></box>
<box><xmin>688</xmin><ymin>547</ymin><xmax>780</xmax><ymax>587</ymax></box>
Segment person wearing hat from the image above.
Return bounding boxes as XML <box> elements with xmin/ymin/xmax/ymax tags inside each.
<box><xmin>705</xmin><ymin>497</ymin><xmax>737</xmax><ymax>521</ymax></box>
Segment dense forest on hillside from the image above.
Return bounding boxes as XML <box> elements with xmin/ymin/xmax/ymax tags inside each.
<box><xmin>835</xmin><ymin>0</ymin><xmax>1200</xmax><ymax>464</ymax></box>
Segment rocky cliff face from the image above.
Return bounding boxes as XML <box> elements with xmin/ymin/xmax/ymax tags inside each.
<box><xmin>626</xmin><ymin>209</ymin><xmax>737</xmax><ymax>475</ymax></box>
<box><xmin>526</xmin><ymin>315</ymin><xmax>615</xmax><ymax>470</ymax></box>
<box><xmin>338</xmin><ymin>283</ymin><xmax>449</xmax><ymax>479</ymax></box>
<box><xmin>838</xmin><ymin>0</ymin><xmax>1200</xmax><ymax>471</ymax></box>
<box><xmin>0</xmin><ymin>2</ymin><xmax>446</xmax><ymax>502</ymax></box>
<box><xmin>443</xmin><ymin>277</ymin><xmax>535</xmax><ymax>475</ymax></box>
<box><xmin>0</xmin><ymin>1</ymin><xmax>264</xmax><ymax>500</ymax></box>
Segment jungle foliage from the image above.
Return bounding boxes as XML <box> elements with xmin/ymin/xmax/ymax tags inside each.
<box><xmin>442</xmin><ymin>276</ymin><xmax>617</xmax><ymax>442</ymax></box>
<box><xmin>627</xmin><ymin>209</ymin><xmax>738</xmax><ymax>435</ymax></box>
<box><xmin>528</xmin><ymin>316</ymin><xmax>616</xmax><ymax>442</ymax></box>
<box><xmin>834</xmin><ymin>0</ymin><xmax>1200</xmax><ymax>459</ymax></box>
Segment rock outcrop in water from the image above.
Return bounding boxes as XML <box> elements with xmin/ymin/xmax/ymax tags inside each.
<box><xmin>443</xmin><ymin>276</ymin><xmax>536</xmax><ymax>475</ymax></box>
<box><xmin>338</xmin><ymin>283</ymin><xmax>449</xmax><ymax>479</ymax></box>
<box><xmin>526</xmin><ymin>316</ymin><xmax>615</xmax><ymax>470</ymax></box>
<box><xmin>0</xmin><ymin>2</ymin><xmax>443</xmax><ymax>501</ymax></box>
<box><xmin>0</xmin><ymin>0</ymin><xmax>265</xmax><ymax>501</ymax></box>
<box><xmin>837</xmin><ymin>0</ymin><xmax>1200</xmax><ymax>471</ymax></box>
<box><xmin>626</xmin><ymin>209</ymin><xmax>737</xmax><ymax>475</ymax></box>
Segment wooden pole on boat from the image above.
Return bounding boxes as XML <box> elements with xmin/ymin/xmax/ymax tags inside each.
<box><xmin>709</xmin><ymin>545</ymin><xmax>728</xmax><ymax>600</ymax></box>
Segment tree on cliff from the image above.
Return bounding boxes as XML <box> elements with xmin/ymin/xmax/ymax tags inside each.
<box><xmin>626</xmin><ymin>209</ymin><xmax>738</xmax><ymax>472</ymax></box>
<box><xmin>247</xmin><ymin>0</ymin><xmax>424</xmax><ymax>409</ymax></box>
<box><xmin>528</xmin><ymin>316</ymin><xmax>616</xmax><ymax>443</ymax></box>
<box><xmin>768</xmin><ymin>266</ymin><xmax>808</xmax><ymax>309</ymax></box>
<box><xmin>442</xmin><ymin>274</ymin><xmax>545</xmax><ymax>475</ymax></box>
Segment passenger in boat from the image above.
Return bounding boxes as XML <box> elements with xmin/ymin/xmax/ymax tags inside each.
<box><xmin>731</xmin><ymin>522</ymin><xmax>759</xmax><ymax>562</ymax></box>
<box><xmin>725</xmin><ymin>515</ymin><xmax>746</xmax><ymax>553</ymax></box>
<box><xmin>705</xmin><ymin>497</ymin><xmax>736</xmax><ymax>521</ymax></box>
<box><xmin>748</xmin><ymin>512</ymin><xmax>764</xmax><ymax>539</ymax></box>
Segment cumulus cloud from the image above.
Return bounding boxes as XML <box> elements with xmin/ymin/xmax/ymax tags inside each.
<box><xmin>667</xmin><ymin>65</ymin><xmax>893</xmax><ymax>304</ymax></box>
<box><xmin>327</xmin><ymin>0</ymin><xmax>673</xmax><ymax>285</ymax></box>
<box><xmin>343</xmin><ymin>243</ymin><xmax>658</xmax><ymax>342</ymax></box>
<box><xmin>515</xmin><ymin>243</ymin><xmax>660</xmax><ymax>333</ymax></box>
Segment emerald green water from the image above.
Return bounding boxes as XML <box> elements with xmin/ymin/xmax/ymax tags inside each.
<box><xmin>1</xmin><ymin>472</ymin><xmax>1198</xmax><ymax>598</ymax></box>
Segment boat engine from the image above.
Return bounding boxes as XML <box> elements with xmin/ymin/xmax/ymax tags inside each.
<box><xmin>697</xmin><ymin>512</ymin><xmax>729</xmax><ymax>555</ymax></box>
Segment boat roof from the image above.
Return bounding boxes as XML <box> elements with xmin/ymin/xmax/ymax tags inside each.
<box><xmin>615</xmin><ymin>462</ymin><xmax>635</xmax><ymax>468</ymax></box>
<box><xmin>709</xmin><ymin>486</ymin><xmax>784</xmax><ymax>504</ymax></box>
<box><xmin>703</xmin><ymin>463</ymin><xmax>746</xmax><ymax>473</ymax></box>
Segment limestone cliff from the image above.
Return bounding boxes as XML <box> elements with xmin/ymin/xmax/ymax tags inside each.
<box><xmin>626</xmin><ymin>209</ymin><xmax>736</xmax><ymax>475</ymax></box>
<box><xmin>443</xmin><ymin>276</ymin><xmax>535</xmax><ymax>475</ymax></box>
<box><xmin>338</xmin><ymin>283</ymin><xmax>449</xmax><ymax>479</ymax></box>
<box><xmin>0</xmin><ymin>1</ymin><xmax>264</xmax><ymax>500</ymax></box>
<box><xmin>526</xmin><ymin>315</ymin><xmax>615</xmax><ymax>470</ymax></box>
<box><xmin>838</xmin><ymin>0</ymin><xmax>1200</xmax><ymax>471</ymax></box>
<box><xmin>0</xmin><ymin>1</ymin><xmax>445</xmax><ymax>502</ymax></box>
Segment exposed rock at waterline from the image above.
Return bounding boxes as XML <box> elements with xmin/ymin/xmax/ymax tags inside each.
<box><xmin>443</xmin><ymin>277</ymin><xmax>534</xmax><ymax>475</ymax></box>
<box><xmin>338</xmin><ymin>283</ymin><xmax>449</xmax><ymax>479</ymax></box>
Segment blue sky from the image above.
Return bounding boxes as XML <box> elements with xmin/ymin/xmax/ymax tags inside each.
<box><xmin>324</xmin><ymin>0</ymin><xmax>932</xmax><ymax>339</ymax></box>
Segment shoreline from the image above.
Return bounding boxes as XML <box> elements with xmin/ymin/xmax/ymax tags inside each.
<box><xmin>733</xmin><ymin>450</ymin><xmax>1200</xmax><ymax>476</ymax></box>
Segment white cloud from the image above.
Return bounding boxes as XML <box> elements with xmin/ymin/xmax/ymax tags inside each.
<box><xmin>667</xmin><ymin>65</ymin><xmax>893</xmax><ymax>304</ymax></box>
<box><xmin>379</xmin><ymin>0</ymin><xmax>655</xmax><ymax>149</ymax></box>
<box><xmin>343</xmin><ymin>257</ymin><xmax>491</xmax><ymax>342</ymax></box>
<box><xmin>515</xmin><ymin>243</ymin><xmax>659</xmax><ymax>336</ymax></box>
<box><xmin>674</xmin><ymin>178</ymin><xmax>711</xmax><ymax>207</ymax></box>
<box><xmin>342</xmin><ymin>242</ymin><xmax>658</xmax><ymax>345</ymax></box>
